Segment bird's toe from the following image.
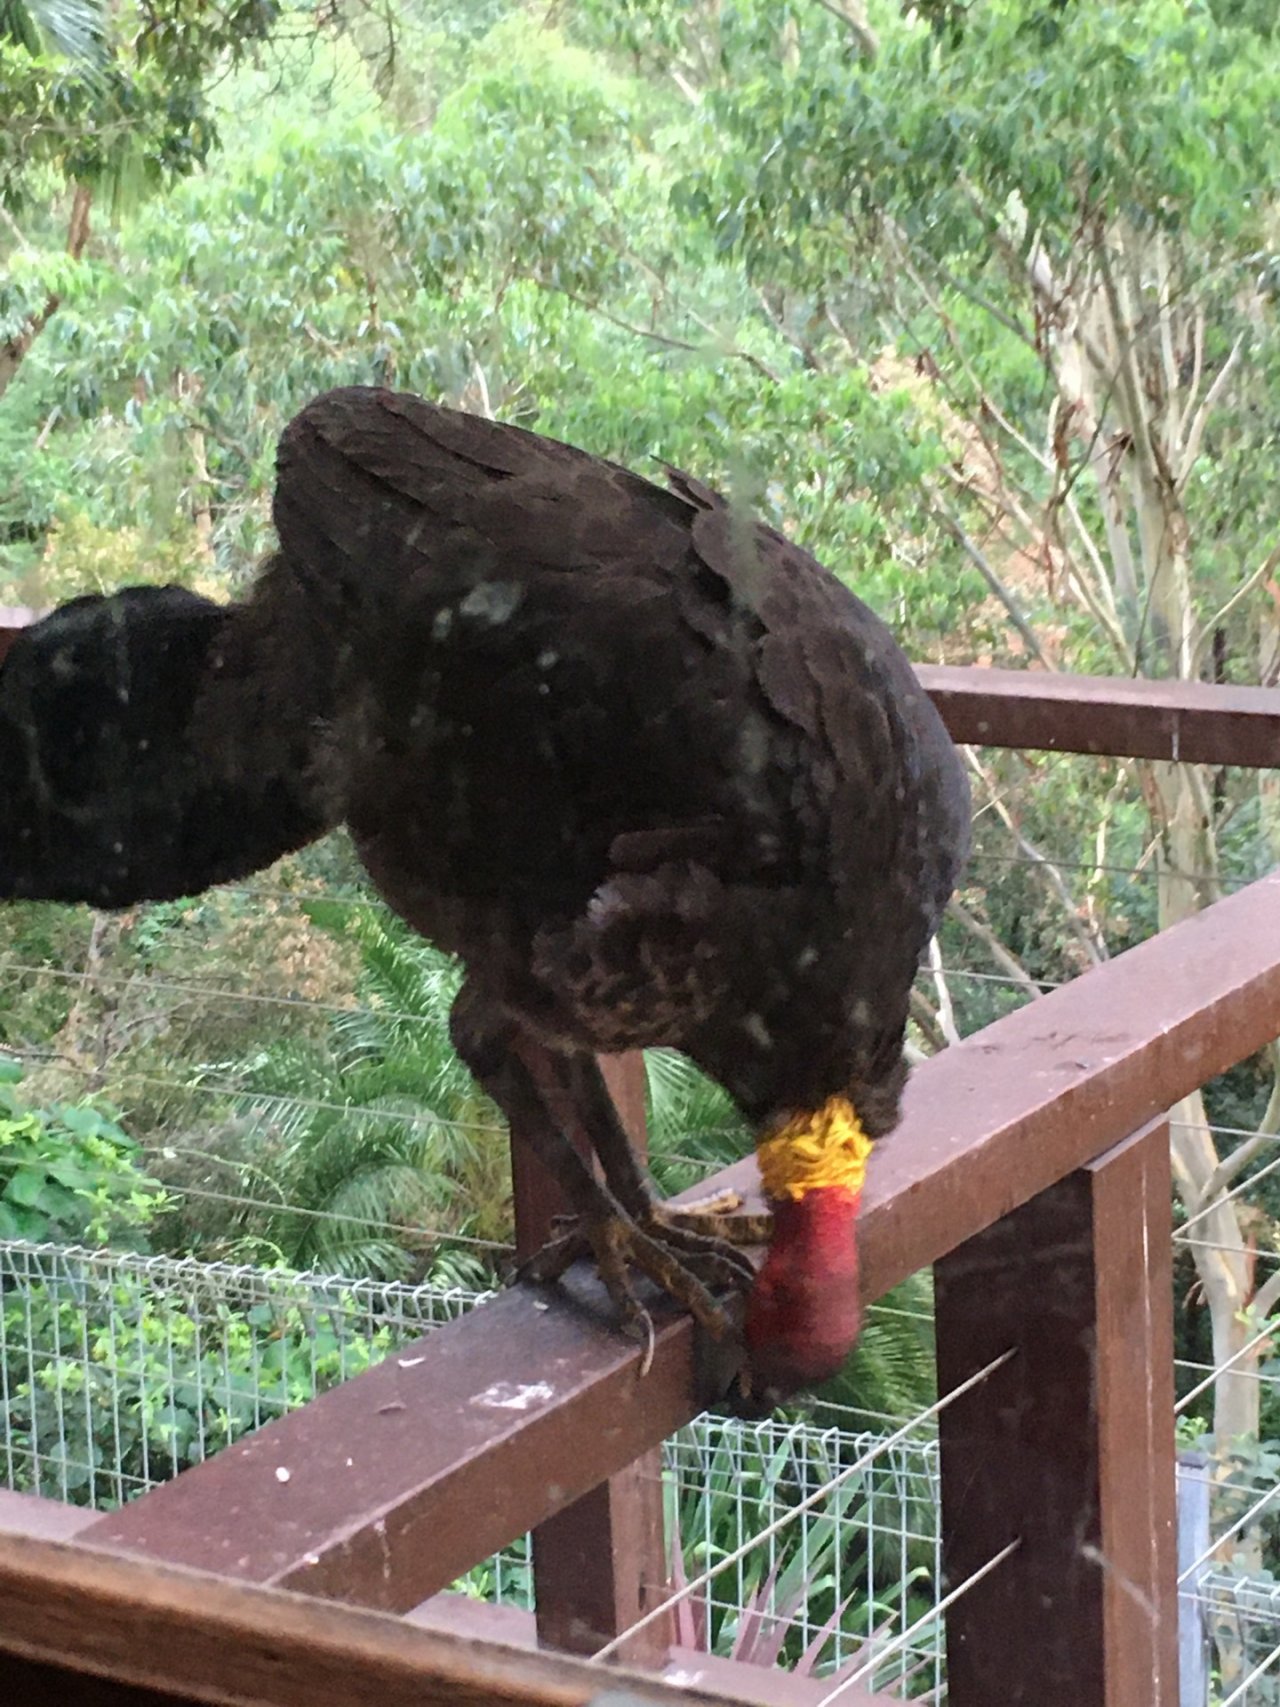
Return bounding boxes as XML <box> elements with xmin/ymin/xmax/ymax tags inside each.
<box><xmin>516</xmin><ymin>1205</ymin><xmax>742</xmax><ymax>1352</ymax></box>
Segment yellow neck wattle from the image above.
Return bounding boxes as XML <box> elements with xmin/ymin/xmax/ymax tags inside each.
<box><xmin>755</xmin><ymin>1095</ymin><xmax>873</xmax><ymax>1203</ymax></box>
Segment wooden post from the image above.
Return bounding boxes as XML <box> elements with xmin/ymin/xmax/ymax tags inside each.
<box><xmin>510</xmin><ymin>1052</ymin><xmax>674</xmax><ymax>1663</ymax></box>
<box><xmin>935</xmin><ymin>1119</ymin><xmax>1178</xmax><ymax>1707</ymax></box>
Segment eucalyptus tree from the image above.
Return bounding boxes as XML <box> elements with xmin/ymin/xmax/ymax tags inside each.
<box><xmin>0</xmin><ymin>2</ymin><xmax>406</xmax><ymax>404</ymax></box>
<box><xmin>628</xmin><ymin>0</ymin><xmax>1280</xmax><ymax>1482</ymax></box>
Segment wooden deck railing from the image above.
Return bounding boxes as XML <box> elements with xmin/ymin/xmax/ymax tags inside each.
<box><xmin>3</xmin><ymin>601</ymin><xmax>1280</xmax><ymax>1705</ymax></box>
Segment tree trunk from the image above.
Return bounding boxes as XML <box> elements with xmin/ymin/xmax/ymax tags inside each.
<box><xmin>17</xmin><ymin>912</ymin><xmax>128</xmax><ymax>1109</ymax></box>
<box><xmin>1147</xmin><ymin>757</ymin><xmax>1262</xmax><ymax>1659</ymax></box>
<box><xmin>0</xmin><ymin>184</ymin><xmax>92</xmax><ymax>404</ymax></box>
<box><xmin>189</xmin><ymin>426</ymin><xmax>215</xmax><ymax>565</ymax></box>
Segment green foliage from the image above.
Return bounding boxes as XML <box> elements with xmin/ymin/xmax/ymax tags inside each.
<box><xmin>645</xmin><ymin>1047</ymin><xmax>746</xmax><ymax>1196</ymax></box>
<box><xmin>663</xmin><ymin>1423</ymin><xmax>936</xmax><ymax>1684</ymax></box>
<box><xmin>6</xmin><ymin>6</ymin><xmax>969</xmax><ymax>649</ymax></box>
<box><xmin>0</xmin><ymin>38</ymin><xmax>205</xmax><ymax>211</ymax></box>
<box><xmin>2</xmin><ymin>1253</ymin><xmax>395</xmax><ymax>1506</ymax></box>
<box><xmin>0</xmin><ymin>1061</ymin><xmax>165</xmax><ymax>1246</ymax></box>
<box><xmin>151</xmin><ymin>903</ymin><xmax>508</xmax><ymax>1286</ymax></box>
<box><xmin>0</xmin><ymin>371</ymin><xmax>81</xmax><ymax>572</ymax></box>
<box><xmin>637</xmin><ymin>0</ymin><xmax>1280</xmax><ymax>684</ymax></box>
<box><xmin>0</xmin><ymin>1</ymin><xmax>315</xmax><ymax>215</ymax></box>
<box><xmin>2</xmin><ymin>2</ymin><xmax>105</xmax><ymax>62</ymax></box>
<box><xmin>677</xmin><ymin>0</ymin><xmax>1280</xmax><ymax>267</ymax></box>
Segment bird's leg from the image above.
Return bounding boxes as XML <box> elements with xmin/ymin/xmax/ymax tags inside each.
<box><xmin>450</xmin><ymin>990</ymin><xmax>740</xmax><ymax>1350</ymax></box>
<box><xmin>524</xmin><ymin>1046</ymin><xmax>758</xmax><ymax>1300</ymax></box>
<box><xmin>560</xmin><ymin>1055</ymin><xmax>767</xmax><ymax>1281</ymax></box>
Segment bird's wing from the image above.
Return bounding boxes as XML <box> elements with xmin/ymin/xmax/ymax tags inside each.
<box><xmin>281</xmin><ymin>386</ymin><xmax>967</xmax><ymax>934</ymax></box>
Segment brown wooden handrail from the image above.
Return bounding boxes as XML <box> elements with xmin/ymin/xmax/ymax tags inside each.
<box><xmin>0</xmin><ymin>1530</ymin><xmax>858</xmax><ymax>1707</ymax></box>
<box><xmin>916</xmin><ymin>661</ymin><xmax>1280</xmax><ymax>765</ymax></box>
<box><xmin>81</xmin><ymin>868</ymin><xmax>1280</xmax><ymax>1614</ymax></box>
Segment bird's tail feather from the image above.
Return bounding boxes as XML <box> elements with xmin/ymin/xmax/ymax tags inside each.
<box><xmin>0</xmin><ymin>583</ymin><xmax>334</xmax><ymax>907</ymax></box>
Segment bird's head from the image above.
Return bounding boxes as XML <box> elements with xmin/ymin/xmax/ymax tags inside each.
<box><xmin>729</xmin><ymin>1096</ymin><xmax>869</xmax><ymax>1415</ymax></box>
<box><xmin>731</xmin><ymin>1190</ymin><xmax>862</xmax><ymax>1415</ymax></box>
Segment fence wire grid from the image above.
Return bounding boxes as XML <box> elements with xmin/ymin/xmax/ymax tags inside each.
<box><xmin>0</xmin><ymin>1237</ymin><xmax>945</xmax><ymax>1694</ymax></box>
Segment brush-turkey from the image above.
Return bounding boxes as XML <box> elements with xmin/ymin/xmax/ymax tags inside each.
<box><xmin>0</xmin><ymin>387</ymin><xmax>969</xmax><ymax>1406</ymax></box>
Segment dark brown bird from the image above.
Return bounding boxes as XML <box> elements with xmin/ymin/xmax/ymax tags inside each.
<box><xmin>0</xmin><ymin>387</ymin><xmax>969</xmax><ymax>1406</ymax></box>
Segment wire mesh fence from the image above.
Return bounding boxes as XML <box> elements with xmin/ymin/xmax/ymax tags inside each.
<box><xmin>1178</xmin><ymin>1446</ymin><xmax>1280</xmax><ymax>1707</ymax></box>
<box><xmin>0</xmin><ymin>1238</ymin><xmax>483</xmax><ymax>1508</ymax></box>
<box><xmin>1195</xmin><ymin>1568</ymin><xmax>1280</xmax><ymax>1707</ymax></box>
<box><xmin>0</xmin><ymin>1237</ymin><xmax>945</xmax><ymax>1693</ymax></box>
<box><xmin>1167</xmin><ymin>1101</ymin><xmax>1280</xmax><ymax>1707</ymax></box>
<box><xmin>657</xmin><ymin>1414</ymin><xmax>943</xmax><ymax>1693</ymax></box>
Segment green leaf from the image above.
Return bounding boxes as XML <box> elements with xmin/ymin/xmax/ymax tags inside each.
<box><xmin>5</xmin><ymin>1167</ymin><xmax>47</xmax><ymax>1207</ymax></box>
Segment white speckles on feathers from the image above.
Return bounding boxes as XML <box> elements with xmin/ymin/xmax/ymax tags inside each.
<box><xmin>458</xmin><ymin>581</ymin><xmax>524</xmax><ymax>626</ymax></box>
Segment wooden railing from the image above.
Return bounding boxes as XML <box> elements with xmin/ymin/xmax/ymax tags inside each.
<box><xmin>3</xmin><ymin>602</ymin><xmax>1280</xmax><ymax>1705</ymax></box>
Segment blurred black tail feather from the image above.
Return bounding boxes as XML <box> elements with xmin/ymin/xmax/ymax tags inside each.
<box><xmin>0</xmin><ymin>578</ymin><xmax>337</xmax><ymax>907</ymax></box>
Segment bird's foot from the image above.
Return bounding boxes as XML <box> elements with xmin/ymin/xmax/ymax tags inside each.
<box><xmin>647</xmin><ymin>1189</ymin><xmax>773</xmax><ymax>1257</ymax></box>
<box><xmin>520</xmin><ymin>1205</ymin><xmax>744</xmax><ymax>1374</ymax></box>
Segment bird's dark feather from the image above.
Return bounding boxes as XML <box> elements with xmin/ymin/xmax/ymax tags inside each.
<box><xmin>0</xmin><ymin>384</ymin><xmax>967</xmax><ymax>1136</ymax></box>
<box><xmin>0</xmin><ymin>585</ymin><xmax>332</xmax><ymax>906</ymax></box>
<box><xmin>274</xmin><ymin>388</ymin><xmax>970</xmax><ymax>1131</ymax></box>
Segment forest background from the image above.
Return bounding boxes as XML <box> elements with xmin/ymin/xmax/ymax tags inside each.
<box><xmin>2</xmin><ymin>0</ymin><xmax>1280</xmax><ymax>1653</ymax></box>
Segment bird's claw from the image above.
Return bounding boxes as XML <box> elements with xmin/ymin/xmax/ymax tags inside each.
<box><xmin>639</xmin><ymin>1203</ymin><xmax>762</xmax><ymax>1289</ymax></box>
<box><xmin>518</xmin><ymin>1205</ymin><xmax>742</xmax><ymax>1365</ymax></box>
<box><xmin>655</xmin><ymin>1188</ymin><xmax>773</xmax><ymax>1245</ymax></box>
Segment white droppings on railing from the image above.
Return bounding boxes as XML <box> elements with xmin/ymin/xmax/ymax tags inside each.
<box><xmin>473</xmin><ymin>1380</ymin><xmax>555</xmax><ymax>1411</ymax></box>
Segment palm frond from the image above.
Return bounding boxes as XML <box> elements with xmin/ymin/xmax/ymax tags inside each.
<box><xmin>198</xmin><ymin>897</ymin><xmax>511</xmax><ymax>1282</ymax></box>
<box><xmin>644</xmin><ymin>1048</ymin><xmax>748</xmax><ymax>1194</ymax></box>
<box><xmin>1</xmin><ymin>0</ymin><xmax>104</xmax><ymax>60</ymax></box>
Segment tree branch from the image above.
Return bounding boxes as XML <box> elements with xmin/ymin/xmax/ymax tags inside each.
<box><xmin>1190</xmin><ymin>542</ymin><xmax>1280</xmax><ymax>679</ymax></box>
<box><xmin>1177</xmin><ymin>333</ymin><xmax>1246</xmax><ymax>490</ymax></box>
<box><xmin>626</xmin><ymin>253</ymin><xmax>785</xmax><ymax>384</ymax></box>
<box><xmin>0</xmin><ymin>182</ymin><xmax>92</xmax><ymax>404</ymax></box>
<box><xmin>1195</xmin><ymin>1045</ymin><xmax>1280</xmax><ymax>1209</ymax></box>
<box><xmin>811</xmin><ymin>0</ymin><xmax>878</xmax><ymax>59</ymax></box>
<box><xmin>542</xmin><ymin>284</ymin><xmax>704</xmax><ymax>355</ymax></box>
<box><xmin>1250</xmin><ymin>1263</ymin><xmax>1280</xmax><ymax>1323</ymax></box>
<box><xmin>966</xmin><ymin>749</ymin><xmax>1111</xmax><ymax>967</ymax></box>
<box><xmin>924</xmin><ymin>483</ymin><xmax>1053</xmax><ymax>666</ymax></box>
<box><xmin>947</xmin><ymin>900</ymin><xmax>1044</xmax><ymax>1000</ymax></box>
<box><xmin>908</xmin><ymin>986</ymin><xmax>948</xmax><ymax>1055</ymax></box>
<box><xmin>926</xmin><ymin>936</ymin><xmax>961</xmax><ymax>1045</ymax></box>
